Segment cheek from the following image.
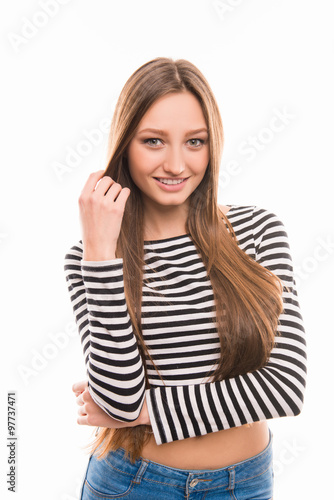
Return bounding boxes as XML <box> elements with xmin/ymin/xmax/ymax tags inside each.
<box><xmin>128</xmin><ymin>146</ymin><xmax>160</xmax><ymax>176</ymax></box>
<box><xmin>190</xmin><ymin>150</ymin><xmax>210</xmax><ymax>174</ymax></box>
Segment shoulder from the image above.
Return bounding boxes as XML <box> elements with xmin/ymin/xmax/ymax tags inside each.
<box><xmin>221</xmin><ymin>206</ymin><xmax>294</xmax><ymax>284</ymax></box>
<box><xmin>218</xmin><ymin>204</ymin><xmax>231</xmax><ymax>215</ymax></box>
<box><xmin>220</xmin><ymin>204</ymin><xmax>289</xmax><ymax>253</ymax></box>
<box><xmin>219</xmin><ymin>204</ymin><xmax>286</xmax><ymax>230</ymax></box>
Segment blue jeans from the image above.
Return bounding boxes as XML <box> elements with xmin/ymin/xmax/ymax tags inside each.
<box><xmin>80</xmin><ymin>429</ymin><xmax>274</xmax><ymax>499</ymax></box>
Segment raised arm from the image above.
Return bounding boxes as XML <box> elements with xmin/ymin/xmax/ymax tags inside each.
<box><xmin>145</xmin><ymin>208</ymin><xmax>307</xmax><ymax>445</ymax></box>
<box><xmin>64</xmin><ymin>171</ymin><xmax>146</xmax><ymax>422</ymax></box>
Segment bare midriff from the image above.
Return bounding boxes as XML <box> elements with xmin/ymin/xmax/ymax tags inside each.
<box><xmin>139</xmin><ymin>421</ymin><xmax>269</xmax><ymax>470</ymax></box>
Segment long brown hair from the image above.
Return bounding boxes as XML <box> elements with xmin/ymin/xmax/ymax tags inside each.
<box><xmin>86</xmin><ymin>57</ymin><xmax>283</xmax><ymax>462</ymax></box>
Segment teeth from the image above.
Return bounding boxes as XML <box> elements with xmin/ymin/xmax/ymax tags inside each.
<box><xmin>158</xmin><ymin>178</ymin><xmax>185</xmax><ymax>185</ymax></box>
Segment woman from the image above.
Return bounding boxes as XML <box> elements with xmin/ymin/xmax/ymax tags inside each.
<box><xmin>64</xmin><ymin>57</ymin><xmax>306</xmax><ymax>499</ymax></box>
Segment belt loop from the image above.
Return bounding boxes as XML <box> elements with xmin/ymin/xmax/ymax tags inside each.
<box><xmin>133</xmin><ymin>459</ymin><xmax>149</xmax><ymax>485</ymax></box>
<box><xmin>228</xmin><ymin>467</ymin><xmax>235</xmax><ymax>491</ymax></box>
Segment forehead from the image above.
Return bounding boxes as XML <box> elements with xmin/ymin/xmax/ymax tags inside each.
<box><xmin>138</xmin><ymin>91</ymin><xmax>207</xmax><ymax>129</ymax></box>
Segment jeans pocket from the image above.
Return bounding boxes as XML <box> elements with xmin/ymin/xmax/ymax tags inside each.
<box><xmin>82</xmin><ymin>454</ymin><xmax>135</xmax><ymax>499</ymax></box>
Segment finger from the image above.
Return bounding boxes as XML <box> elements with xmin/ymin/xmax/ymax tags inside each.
<box><xmin>80</xmin><ymin>170</ymin><xmax>106</xmax><ymax>197</ymax></box>
<box><xmin>102</xmin><ymin>181</ymin><xmax>124</xmax><ymax>200</ymax></box>
<box><xmin>72</xmin><ymin>385</ymin><xmax>82</xmax><ymax>395</ymax></box>
<box><xmin>82</xmin><ymin>388</ymin><xmax>97</xmax><ymax>407</ymax></box>
<box><xmin>72</xmin><ymin>380</ymin><xmax>88</xmax><ymax>394</ymax></box>
<box><xmin>109</xmin><ymin>186</ymin><xmax>131</xmax><ymax>206</ymax></box>
<box><xmin>81</xmin><ymin>388</ymin><xmax>91</xmax><ymax>403</ymax></box>
<box><xmin>76</xmin><ymin>393</ymin><xmax>85</xmax><ymax>406</ymax></box>
<box><xmin>93</xmin><ymin>175</ymin><xmax>115</xmax><ymax>194</ymax></box>
<box><xmin>77</xmin><ymin>414</ymin><xmax>89</xmax><ymax>426</ymax></box>
<box><xmin>77</xmin><ymin>404</ymin><xmax>87</xmax><ymax>416</ymax></box>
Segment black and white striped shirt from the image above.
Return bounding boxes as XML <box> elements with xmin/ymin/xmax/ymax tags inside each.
<box><xmin>64</xmin><ymin>205</ymin><xmax>306</xmax><ymax>445</ymax></box>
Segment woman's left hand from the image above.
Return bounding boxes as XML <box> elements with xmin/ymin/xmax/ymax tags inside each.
<box><xmin>72</xmin><ymin>380</ymin><xmax>150</xmax><ymax>428</ymax></box>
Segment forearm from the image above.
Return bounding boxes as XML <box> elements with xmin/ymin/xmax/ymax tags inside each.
<box><xmin>65</xmin><ymin>242</ymin><xmax>146</xmax><ymax>422</ymax></box>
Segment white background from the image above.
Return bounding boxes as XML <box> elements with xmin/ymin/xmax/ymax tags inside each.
<box><xmin>1</xmin><ymin>1</ymin><xmax>333</xmax><ymax>498</ymax></box>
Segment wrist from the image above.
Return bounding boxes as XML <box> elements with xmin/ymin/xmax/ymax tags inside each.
<box><xmin>83</xmin><ymin>253</ymin><xmax>117</xmax><ymax>261</ymax></box>
<box><xmin>83</xmin><ymin>247</ymin><xmax>116</xmax><ymax>261</ymax></box>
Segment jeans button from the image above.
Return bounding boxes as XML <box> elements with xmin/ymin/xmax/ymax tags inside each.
<box><xmin>190</xmin><ymin>479</ymin><xmax>199</xmax><ymax>488</ymax></box>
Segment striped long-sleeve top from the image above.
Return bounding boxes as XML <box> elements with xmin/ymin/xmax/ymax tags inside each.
<box><xmin>64</xmin><ymin>205</ymin><xmax>307</xmax><ymax>445</ymax></box>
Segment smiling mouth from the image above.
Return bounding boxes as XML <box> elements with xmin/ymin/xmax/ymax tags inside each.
<box><xmin>154</xmin><ymin>177</ymin><xmax>188</xmax><ymax>185</ymax></box>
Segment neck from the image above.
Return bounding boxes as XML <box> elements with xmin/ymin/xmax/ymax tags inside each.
<box><xmin>142</xmin><ymin>202</ymin><xmax>189</xmax><ymax>241</ymax></box>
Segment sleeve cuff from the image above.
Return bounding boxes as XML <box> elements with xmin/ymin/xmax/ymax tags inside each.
<box><xmin>81</xmin><ymin>258</ymin><xmax>123</xmax><ymax>266</ymax></box>
<box><xmin>145</xmin><ymin>388</ymin><xmax>165</xmax><ymax>446</ymax></box>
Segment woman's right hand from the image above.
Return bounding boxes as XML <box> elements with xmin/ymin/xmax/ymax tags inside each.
<box><xmin>78</xmin><ymin>170</ymin><xmax>131</xmax><ymax>261</ymax></box>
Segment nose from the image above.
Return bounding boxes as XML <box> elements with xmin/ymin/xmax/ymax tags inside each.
<box><xmin>163</xmin><ymin>146</ymin><xmax>185</xmax><ymax>176</ymax></box>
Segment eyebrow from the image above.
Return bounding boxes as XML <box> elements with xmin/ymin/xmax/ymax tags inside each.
<box><xmin>137</xmin><ymin>127</ymin><xmax>208</xmax><ymax>136</ymax></box>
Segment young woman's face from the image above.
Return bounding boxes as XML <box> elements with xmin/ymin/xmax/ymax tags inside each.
<box><xmin>126</xmin><ymin>91</ymin><xmax>209</xmax><ymax>211</ymax></box>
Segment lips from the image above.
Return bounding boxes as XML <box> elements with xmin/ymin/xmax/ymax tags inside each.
<box><xmin>153</xmin><ymin>177</ymin><xmax>189</xmax><ymax>191</ymax></box>
<box><xmin>154</xmin><ymin>177</ymin><xmax>188</xmax><ymax>185</ymax></box>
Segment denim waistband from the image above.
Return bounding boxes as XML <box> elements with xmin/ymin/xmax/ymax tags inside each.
<box><xmin>105</xmin><ymin>428</ymin><xmax>273</xmax><ymax>492</ymax></box>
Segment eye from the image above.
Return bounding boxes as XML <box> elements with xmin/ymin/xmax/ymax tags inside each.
<box><xmin>187</xmin><ymin>139</ymin><xmax>205</xmax><ymax>147</ymax></box>
<box><xmin>143</xmin><ymin>138</ymin><xmax>163</xmax><ymax>147</ymax></box>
